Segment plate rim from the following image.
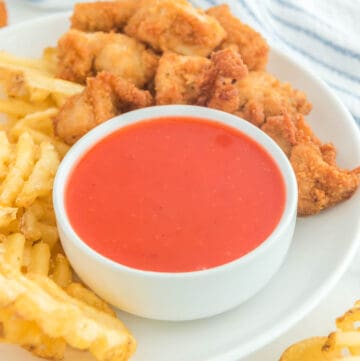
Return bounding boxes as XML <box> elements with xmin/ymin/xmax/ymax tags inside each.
<box><xmin>0</xmin><ymin>12</ymin><xmax>360</xmax><ymax>361</ymax></box>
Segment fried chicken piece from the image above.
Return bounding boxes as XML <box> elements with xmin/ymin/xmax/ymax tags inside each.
<box><xmin>54</xmin><ymin>72</ymin><xmax>153</xmax><ymax>144</ymax></box>
<box><xmin>319</xmin><ymin>143</ymin><xmax>337</xmax><ymax>165</ymax></box>
<box><xmin>155</xmin><ymin>52</ymin><xmax>210</xmax><ymax>105</ymax></box>
<box><xmin>125</xmin><ymin>0</ymin><xmax>226</xmax><ymax>56</ymax></box>
<box><xmin>207</xmin><ymin>4</ymin><xmax>269</xmax><ymax>71</ymax></box>
<box><xmin>57</xmin><ymin>29</ymin><xmax>158</xmax><ymax>87</ymax></box>
<box><xmin>197</xmin><ymin>47</ymin><xmax>248</xmax><ymax>113</ymax></box>
<box><xmin>156</xmin><ymin>48</ymin><xmax>247</xmax><ymax>109</ymax></box>
<box><xmin>235</xmin><ymin>71</ymin><xmax>312</xmax><ymax>126</ymax></box>
<box><xmin>261</xmin><ymin>111</ymin><xmax>297</xmax><ymax>157</ymax></box>
<box><xmin>192</xmin><ymin>51</ymin><xmax>310</xmax><ymax>125</ymax></box>
<box><xmin>71</xmin><ymin>1</ymin><xmax>138</xmax><ymax>32</ymax></box>
<box><xmin>260</xmin><ymin>112</ymin><xmax>360</xmax><ymax>215</ymax></box>
<box><xmin>290</xmin><ymin>140</ymin><xmax>360</xmax><ymax>216</ymax></box>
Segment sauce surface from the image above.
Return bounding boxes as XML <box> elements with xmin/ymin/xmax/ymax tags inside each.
<box><xmin>66</xmin><ymin>117</ymin><xmax>286</xmax><ymax>272</ymax></box>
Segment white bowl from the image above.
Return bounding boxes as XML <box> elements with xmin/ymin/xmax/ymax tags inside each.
<box><xmin>53</xmin><ymin>105</ymin><xmax>298</xmax><ymax>321</ymax></box>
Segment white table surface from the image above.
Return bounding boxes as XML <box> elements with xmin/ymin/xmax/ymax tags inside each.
<box><xmin>5</xmin><ymin>1</ymin><xmax>360</xmax><ymax>360</ymax></box>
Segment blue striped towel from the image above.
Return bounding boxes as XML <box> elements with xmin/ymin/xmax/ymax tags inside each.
<box><xmin>193</xmin><ymin>0</ymin><xmax>360</xmax><ymax>127</ymax></box>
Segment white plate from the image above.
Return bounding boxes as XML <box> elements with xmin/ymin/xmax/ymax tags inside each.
<box><xmin>0</xmin><ymin>13</ymin><xmax>360</xmax><ymax>361</ymax></box>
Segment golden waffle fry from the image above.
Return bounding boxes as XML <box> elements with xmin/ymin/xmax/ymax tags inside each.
<box><xmin>0</xmin><ymin>132</ymin><xmax>36</xmax><ymax>206</ymax></box>
<box><xmin>0</xmin><ymin>206</ymin><xmax>17</xmax><ymax>228</ymax></box>
<box><xmin>51</xmin><ymin>253</ymin><xmax>72</xmax><ymax>288</ymax></box>
<box><xmin>0</xmin><ymin>131</ymin><xmax>10</xmax><ymax>179</ymax></box>
<box><xmin>42</xmin><ymin>47</ymin><xmax>58</xmax><ymax>75</ymax></box>
<box><xmin>23</xmin><ymin>128</ymin><xmax>70</xmax><ymax>158</ymax></box>
<box><xmin>0</xmin><ymin>47</ymin><xmax>136</xmax><ymax>361</ymax></box>
<box><xmin>3</xmin><ymin>233</ymin><xmax>26</xmax><ymax>272</ymax></box>
<box><xmin>29</xmin><ymin>242</ymin><xmax>51</xmax><ymax>275</ymax></box>
<box><xmin>0</xmin><ymin>97</ymin><xmax>53</xmax><ymax>117</ymax></box>
<box><xmin>20</xmin><ymin>197</ymin><xmax>59</xmax><ymax>248</ymax></box>
<box><xmin>280</xmin><ymin>301</ymin><xmax>360</xmax><ymax>361</ymax></box>
<box><xmin>280</xmin><ymin>337</ymin><xmax>328</xmax><ymax>361</ymax></box>
<box><xmin>0</xmin><ymin>65</ymin><xmax>84</xmax><ymax>98</ymax></box>
<box><xmin>0</xmin><ymin>234</ymin><xmax>136</xmax><ymax>361</ymax></box>
<box><xmin>323</xmin><ymin>302</ymin><xmax>360</xmax><ymax>359</ymax></box>
<box><xmin>66</xmin><ymin>282</ymin><xmax>116</xmax><ymax>317</ymax></box>
<box><xmin>0</xmin><ymin>50</ymin><xmax>54</xmax><ymax>75</ymax></box>
<box><xmin>0</xmin><ymin>234</ymin><xmax>136</xmax><ymax>360</ymax></box>
<box><xmin>9</xmin><ymin>108</ymin><xmax>58</xmax><ymax>137</ymax></box>
<box><xmin>16</xmin><ymin>141</ymin><xmax>60</xmax><ymax>207</ymax></box>
<box><xmin>0</xmin><ymin>307</ymin><xmax>66</xmax><ymax>360</ymax></box>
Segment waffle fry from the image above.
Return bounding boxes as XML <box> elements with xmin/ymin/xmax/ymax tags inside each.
<box><xmin>0</xmin><ymin>48</ymin><xmax>136</xmax><ymax>361</ymax></box>
<box><xmin>280</xmin><ymin>337</ymin><xmax>328</xmax><ymax>361</ymax></box>
<box><xmin>51</xmin><ymin>253</ymin><xmax>72</xmax><ymax>288</ymax></box>
<box><xmin>0</xmin><ymin>98</ymin><xmax>53</xmax><ymax>117</ymax></box>
<box><xmin>0</xmin><ymin>131</ymin><xmax>10</xmax><ymax>178</ymax></box>
<box><xmin>0</xmin><ymin>206</ymin><xmax>17</xmax><ymax>228</ymax></box>
<box><xmin>0</xmin><ymin>235</ymin><xmax>136</xmax><ymax>361</ymax></box>
<box><xmin>0</xmin><ymin>307</ymin><xmax>66</xmax><ymax>360</ymax></box>
<box><xmin>9</xmin><ymin>108</ymin><xmax>59</xmax><ymax>137</ymax></box>
<box><xmin>280</xmin><ymin>300</ymin><xmax>360</xmax><ymax>361</ymax></box>
<box><xmin>322</xmin><ymin>301</ymin><xmax>360</xmax><ymax>359</ymax></box>
<box><xmin>66</xmin><ymin>282</ymin><xmax>117</xmax><ymax>317</ymax></box>
<box><xmin>0</xmin><ymin>50</ymin><xmax>55</xmax><ymax>75</ymax></box>
<box><xmin>28</xmin><ymin>242</ymin><xmax>51</xmax><ymax>275</ymax></box>
<box><xmin>0</xmin><ymin>132</ymin><xmax>37</xmax><ymax>206</ymax></box>
<box><xmin>21</xmin><ymin>205</ymin><xmax>59</xmax><ymax>248</ymax></box>
<box><xmin>16</xmin><ymin>141</ymin><xmax>60</xmax><ymax>207</ymax></box>
<box><xmin>0</xmin><ymin>65</ymin><xmax>84</xmax><ymax>99</ymax></box>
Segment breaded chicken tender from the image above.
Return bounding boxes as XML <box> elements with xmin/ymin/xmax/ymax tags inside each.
<box><xmin>54</xmin><ymin>72</ymin><xmax>153</xmax><ymax>144</ymax></box>
<box><xmin>125</xmin><ymin>0</ymin><xmax>226</xmax><ymax>56</ymax></box>
<box><xmin>291</xmin><ymin>140</ymin><xmax>360</xmax><ymax>216</ymax></box>
<box><xmin>57</xmin><ymin>29</ymin><xmax>158</xmax><ymax>87</ymax></box>
<box><xmin>261</xmin><ymin>111</ymin><xmax>297</xmax><ymax>157</ymax></box>
<box><xmin>207</xmin><ymin>4</ymin><xmax>269</xmax><ymax>71</ymax></box>
<box><xmin>155</xmin><ymin>48</ymin><xmax>247</xmax><ymax>109</ymax></box>
<box><xmin>188</xmin><ymin>48</ymin><xmax>310</xmax><ymax>124</ymax></box>
<box><xmin>155</xmin><ymin>52</ymin><xmax>210</xmax><ymax>105</ymax></box>
<box><xmin>157</xmin><ymin>47</ymin><xmax>307</xmax><ymax>125</ymax></box>
<box><xmin>197</xmin><ymin>47</ymin><xmax>248</xmax><ymax>113</ymax></box>
<box><xmin>71</xmin><ymin>1</ymin><xmax>138</xmax><ymax>32</ymax></box>
<box><xmin>235</xmin><ymin>71</ymin><xmax>312</xmax><ymax>126</ymax></box>
<box><xmin>259</xmin><ymin>111</ymin><xmax>360</xmax><ymax>215</ymax></box>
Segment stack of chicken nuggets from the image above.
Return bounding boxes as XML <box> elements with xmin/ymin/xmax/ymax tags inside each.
<box><xmin>53</xmin><ymin>0</ymin><xmax>360</xmax><ymax>216</ymax></box>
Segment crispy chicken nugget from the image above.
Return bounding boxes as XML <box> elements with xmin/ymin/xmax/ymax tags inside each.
<box><xmin>155</xmin><ymin>52</ymin><xmax>210</xmax><ymax>105</ymax></box>
<box><xmin>261</xmin><ymin>111</ymin><xmax>297</xmax><ymax>157</ymax></box>
<box><xmin>290</xmin><ymin>139</ymin><xmax>360</xmax><ymax>216</ymax></box>
<box><xmin>54</xmin><ymin>72</ymin><xmax>153</xmax><ymax>144</ymax></box>
<box><xmin>197</xmin><ymin>47</ymin><xmax>248</xmax><ymax>113</ymax></box>
<box><xmin>71</xmin><ymin>1</ymin><xmax>138</xmax><ymax>32</ymax></box>
<box><xmin>260</xmin><ymin>111</ymin><xmax>360</xmax><ymax>215</ymax></box>
<box><xmin>156</xmin><ymin>47</ymin><xmax>247</xmax><ymax>110</ymax></box>
<box><xmin>162</xmin><ymin>47</ymin><xmax>303</xmax><ymax>131</ymax></box>
<box><xmin>235</xmin><ymin>71</ymin><xmax>312</xmax><ymax>127</ymax></box>
<box><xmin>125</xmin><ymin>0</ymin><xmax>226</xmax><ymax>56</ymax></box>
<box><xmin>57</xmin><ymin>29</ymin><xmax>158</xmax><ymax>87</ymax></box>
<box><xmin>207</xmin><ymin>4</ymin><xmax>269</xmax><ymax>71</ymax></box>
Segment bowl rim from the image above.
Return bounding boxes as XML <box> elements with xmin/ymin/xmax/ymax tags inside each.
<box><xmin>53</xmin><ymin>104</ymin><xmax>298</xmax><ymax>278</ymax></box>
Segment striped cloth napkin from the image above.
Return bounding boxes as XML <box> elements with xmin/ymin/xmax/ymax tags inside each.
<box><xmin>194</xmin><ymin>0</ymin><xmax>360</xmax><ymax>127</ymax></box>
